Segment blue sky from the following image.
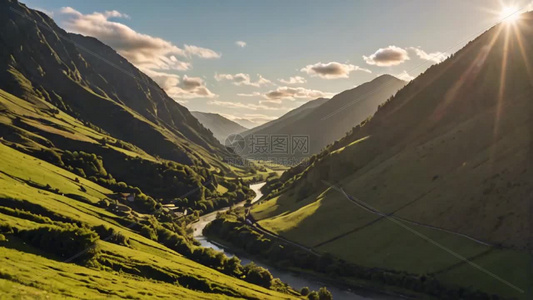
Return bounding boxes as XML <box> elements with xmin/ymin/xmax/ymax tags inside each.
<box><xmin>23</xmin><ymin>0</ymin><xmax>532</xmax><ymax>126</ymax></box>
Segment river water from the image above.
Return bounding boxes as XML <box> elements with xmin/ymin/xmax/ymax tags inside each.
<box><xmin>191</xmin><ymin>183</ymin><xmax>399</xmax><ymax>300</ymax></box>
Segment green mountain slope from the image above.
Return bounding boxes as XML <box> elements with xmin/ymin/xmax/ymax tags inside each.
<box><xmin>0</xmin><ymin>139</ymin><xmax>295</xmax><ymax>299</ymax></box>
<box><xmin>0</xmin><ymin>0</ymin><xmax>234</xmax><ymax>167</ymax></box>
<box><xmin>255</xmin><ymin>16</ymin><xmax>533</xmax><ymax>299</ymax></box>
<box><xmin>0</xmin><ymin>1</ymin><xmax>298</xmax><ymax>297</ymax></box>
<box><xmin>241</xmin><ymin>76</ymin><xmax>406</xmax><ymax>160</ymax></box>
<box><xmin>191</xmin><ymin>111</ymin><xmax>248</xmax><ymax>143</ymax></box>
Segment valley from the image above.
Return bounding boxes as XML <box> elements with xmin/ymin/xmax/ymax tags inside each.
<box><xmin>1</xmin><ymin>0</ymin><xmax>532</xmax><ymax>299</ymax></box>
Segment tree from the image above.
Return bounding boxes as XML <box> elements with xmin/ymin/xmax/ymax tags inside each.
<box><xmin>224</xmin><ymin>256</ymin><xmax>242</xmax><ymax>276</ymax></box>
<box><xmin>243</xmin><ymin>263</ymin><xmax>273</xmax><ymax>288</ymax></box>
<box><xmin>308</xmin><ymin>291</ymin><xmax>319</xmax><ymax>300</ymax></box>
<box><xmin>300</xmin><ymin>287</ymin><xmax>310</xmax><ymax>296</ymax></box>
<box><xmin>318</xmin><ymin>287</ymin><xmax>333</xmax><ymax>300</ymax></box>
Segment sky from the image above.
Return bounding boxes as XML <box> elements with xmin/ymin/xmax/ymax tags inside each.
<box><xmin>23</xmin><ymin>0</ymin><xmax>533</xmax><ymax>127</ymax></box>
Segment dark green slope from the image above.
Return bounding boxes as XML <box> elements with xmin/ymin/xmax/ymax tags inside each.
<box><xmin>0</xmin><ymin>0</ymin><xmax>233</xmax><ymax>167</ymax></box>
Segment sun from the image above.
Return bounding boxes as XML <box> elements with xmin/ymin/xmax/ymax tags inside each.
<box><xmin>500</xmin><ymin>6</ymin><xmax>520</xmax><ymax>23</ymax></box>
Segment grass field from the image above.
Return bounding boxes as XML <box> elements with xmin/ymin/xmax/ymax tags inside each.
<box><xmin>253</xmin><ymin>181</ymin><xmax>530</xmax><ymax>299</ymax></box>
<box><xmin>0</xmin><ymin>139</ymin><xmax>297</xmax><ymax>299</ymax></box>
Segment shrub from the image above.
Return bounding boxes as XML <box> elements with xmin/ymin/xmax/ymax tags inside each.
<box><xmin>318</xmin><ymin>287</ymin><xmax>333</xmax><ymax>300</ymax></box>
<box><xmin>93</xmin><ymin>225</ymin><xmax>129</xmax><ymax>246</ymax></box>
<box><xmin>300</xmin><ymin>287</ymin><xmax>310</xmax><ymax>296</ymax></box>
<box><xmin>308</xmin><ymin>291</ymin><xmax>319</xmax><ymax>300</ymax></box>
<box><xmin>19</xmin><ymin>225</ymin><xmax>99</xmax><ymax>262</ymax></box>
<box><xmin>243</xmin><ymin>262</ymin><xmax>273</xmax><ymax>288</ymax></box>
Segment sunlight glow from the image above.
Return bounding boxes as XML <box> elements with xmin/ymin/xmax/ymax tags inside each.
<box><xmin>500</xmin><ymin>6</ymin><xmax>520</xmax><ymax>23</ymax></box>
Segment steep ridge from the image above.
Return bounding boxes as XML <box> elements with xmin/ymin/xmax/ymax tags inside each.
<box><xmin>0</xmin><ymin>0</ymin><xmax>233</xmax><ymax>166</ymax></box>
<box><xmin>191</xmin><ymin>111</ymin><xmax>247</xmax><ymax>143</ymax></box>
<box><xmin>241</xmin><ymin>75</ymin><xmax>406</xmax><ymax>159</ymax></box>
<box><xmin>255</xmin><ymin>15</ymin><xmax>533</xmax><ymax>298</ymax></box>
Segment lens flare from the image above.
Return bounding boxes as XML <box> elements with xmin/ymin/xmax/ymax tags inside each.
<box><xmin>500</xmin><ymin>6</ymin><xmax>520</xmax><ymax>23</ymax></box>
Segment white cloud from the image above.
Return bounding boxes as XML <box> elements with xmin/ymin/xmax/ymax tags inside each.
<box><xmin>143</xmin><ymin>69</ymin><xmax>180</xmax><ymax>90</ymax></box>
<box><xmin>394</xmin><ymin>71</ymin><xmax>415</xmax><ymax>81</ymax></box>
<box><xmin>300</xmin><ymin>62</ymin><xmax>371</xmax><ymax>79</ymax></box>
<box><xmin>236</xmin><ymin>41</ymin><xmax>247</xmax><ymax>48</ymax></box>
<box><xmin>59</xmin><ymin>7</ymin><xmax>220</xmax><ymax>73</ymax></box>
<box><xmin>58</xmin><ymin>7</ymin><xmax>221</xmax><ymax>102</ymax></box>
<box><xmin>237</xmin><ymin>92</ymin><xmax>262</xmax><ymax>97</ymax></box>
<box><xmin>214</xmin><ymin>73</ymin><xmax>272</xmax><ymax>87</ymax></box>
<box><xmin>264</xmin><ymin>86</ymin><xmax>334</xmax><ymax>100</ymax></box>
<box><xmin>143</xmin><ymin>69</ymin><xmax>216</xmax><ymax>100</ymax></box>
<box><xmin>278</xmin><ymin>76</ymin><xmax>307</xmax><ymax>84</ymax></box>
<box><xmin>409</xmin><ymin>47</ymin><xmax>448</xmax><ymax>64</ymax></box>
<box><xmin>208</xmin><ymin>100</ymin><xmax>284</xmax><ymax>111</ymax></box>
<box><xmin>363</xmin><ymin>46</ymin><xmax>410</xmax><ymax>66</ymax></box>
<box><xmin>183</xmin><ymin>45</ymin><xmax>220</xmax><ymax>59</ymax></box>
<box><xmin>167</xmin><ymin>75</ymin><xmax>216</xmax><ymax>99</ymax></box>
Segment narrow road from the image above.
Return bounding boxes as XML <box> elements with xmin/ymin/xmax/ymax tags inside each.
<box><xmin>336</xmin><ymin>187</ymin><xmax>492</xmax><ymax>247</ymax></box>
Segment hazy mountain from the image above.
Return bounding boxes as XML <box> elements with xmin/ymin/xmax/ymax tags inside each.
<box><xmin>243</xmin><ymin>97</ymin><xmax>329</xmax><ymax>136</ymax></box>
<box><xmin>241</xmin><ymin>75</ymin><xmax>406</xmax><ymax>159</ymax></box>
<box><xmin>232</xmin><ymin>118</ymin><xmax>257</xmax><ymax>129</ymax></box>
<box><xmin>256</xmin><ymin>16</ymin><xmax>533</xmax><ymax>298</ymax></box>
<box><xmin>191</xmin><ymin>111</ymin><xmax>248</xmax><ymax>143</ymax></box>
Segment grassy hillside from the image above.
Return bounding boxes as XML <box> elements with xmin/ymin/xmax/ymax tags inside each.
<box><xmin>0</xmin><ymin>141</ymin><xmax>297</xmax><ymax>299</ymax></box>
<box><xmin>0</xmin><ymin>0</ymin><xmax>238</xmax><ymax>168</ymax></box>
<box><xmin>254</xmin><ymin>15</ymin><xmax>533</xmax><ymax>299</ymax></box>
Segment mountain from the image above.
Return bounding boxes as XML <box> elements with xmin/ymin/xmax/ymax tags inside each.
<box><xmin>191</xmin><ymin>111</ymin><xmax>247</xmax><ymax>143</ymax></box>
<box><xmin>255</xmin><ymin>17</ymin><xmax>533</xmax><ymax>299</ymax></box>
<box><xmin>231</xmin><ymin>118</ymin><xmax>257</xmax><ymax>129</ymax></box>
<box><xmin>240</xmin><ymin>76</ymin><xmax>406</xmax><ymax>159</ymax></box>
<box><xmin>0</xmin><ymin>1</ymin><xmax>298</xmax><ymax>298</ymax></box>
<box><xmin>0</xmin><ymin>0</ymin><xmax>235</xmax><ymax>167</ymax></box>
<box><xmin>0</xmin><ymin>93</ymin><xmax>295</xmax><ymax>300</ymax></box>
<box><xmin>243</xmin><ymin>97</ymin><xmax>329</xmax><ymax>136</ymax></box>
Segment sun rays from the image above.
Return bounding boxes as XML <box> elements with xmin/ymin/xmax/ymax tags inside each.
<box><xmin>500</xmin><ymin>6</ymin><xmax>521</xmax><ymax>23</ymax></box>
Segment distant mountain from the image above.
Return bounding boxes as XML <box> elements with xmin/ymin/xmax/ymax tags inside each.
<box><xmin>257</xmin><ymin>15</ymin><xmax>533</xmax><ymax>299</ymax></box>
<box><xmin>191</xmin><ymin>111</ymin><xmax>247</xmax><ymax>143</ymax></box>
<box><xmin>232</xmin><ymin>118</ymin><xmax>257</xmax><ymax>129</ymax></box>
<box><xmin>240</xmin><ymin>75</ymin><xmax>406</xmax><ymax>159</ymax></box>
<box><xmin>243</xmin><ymin>97</ymin><xmax>329</xmax><ymax>136</ymax></box>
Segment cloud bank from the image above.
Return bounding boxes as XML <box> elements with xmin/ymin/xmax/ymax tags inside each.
<box><xmin>363</xmin><ymin>45</ymin><xmax>410</xmax><ymax>66</ymax></box>
<box><xmin>409</xmin><ymin>47</ymin><xmax>448</xmax><ymax>63</ymax></box>
<box><xmin>264</xmin><ymin>86</ymin><xmax>334</xmax><ymax>100</ymax></box>
<box><xmin>301</xmin><ymin>62</ymin><xmax>371</xmax><ymax>79</ymax></box>
<box><xmin>278</xmin><ymin>76</ymin><xmax>307</xmax><ymax>84</ymax></box>
<box><xmin>215</xmin><ymin>73</ymin><xmax>272</xmax><ymax>87</ymax></box>
<box><xmin>60</xmin><ymin>7</ymin><xmax>220</xmax><ymax>73</ymax></box>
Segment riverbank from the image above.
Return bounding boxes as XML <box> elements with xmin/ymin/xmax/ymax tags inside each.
<box><xmin>192</xmin><ymin>182</ymin><xmax>405</xmax><ymax>300</ymax></box>
<box><xmin>205</xmin><ymin>207</ymin><xmax>503</xmax><ymax>300</ymax></box>
<box><xmin>205</xmin><ymin>232</ymin><xmax>410</xmax><ymax>300</ymax></box>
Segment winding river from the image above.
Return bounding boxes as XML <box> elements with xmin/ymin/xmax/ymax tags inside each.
<box><xmin>191</xmin><ymin>183</ymin><xmax>399</xmax><ymax>300</ymax></box>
